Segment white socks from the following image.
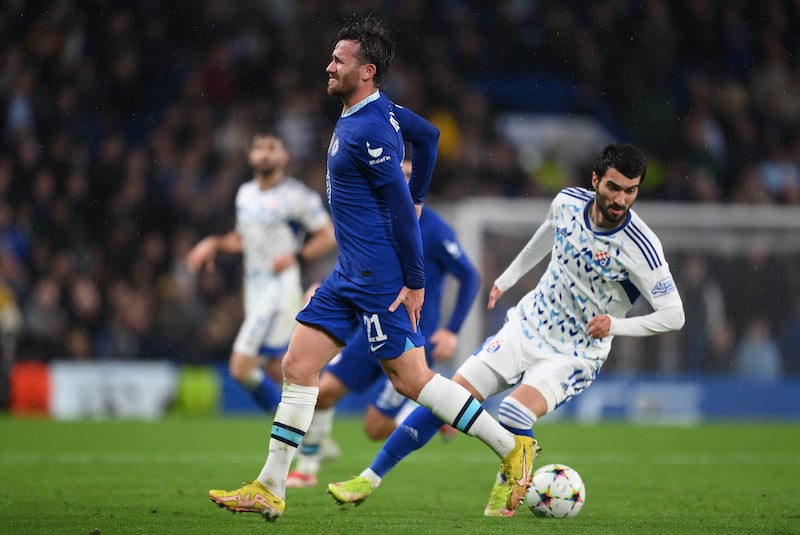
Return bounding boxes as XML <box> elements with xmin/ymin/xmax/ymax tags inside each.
<box><xmin>416</xmin><ymin>374</ymin><xmax>515</xmax><ymax>457</ymax></box>
<box><xmin>257</xmin><ymin>382</ymin><xmax>318</xmax><ymax>496</ymax></box>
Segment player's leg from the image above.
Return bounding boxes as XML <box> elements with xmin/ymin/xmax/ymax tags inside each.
<box><xmin>482</xmin><ymin>356</ymin><xmax>598</xmax><ymax>516</ymax></box>
<box><xmin>210</xmin><ymin>275</ymin><xmax>354</xmax><ymax>521</ymax></box>
<box><xmin>228</xmin><ymin>305</ymin><xmax>291</xmax><ymax>411</ymax></box>
<box><xmin>330</xmin><ymin>312</ymin><xmax>539</xmax><ymax>515</ymax></box>
<box><xmin>482</xmin><ymin>384</ymin><xmax>546</xmax><ymax>516</ymax></box>
<box><xmin>287</xmin><ymin>369</ymin><xmax>349</xmax><ymax>488</ymax></box>
<box><xmin>290</xmin><ymin>329</ymin><xmax>387</xmax><ymax>486</ymax></box>
<box><xmin>390</xmin><ymin>350</ymin><xmax>539</xmax><ymax>515</ymax></box>
<box><xmin>228</xmin><ymin>351</ymin><xmax>283</xmax><ymax>412</ymax></box>
<box><xmin>362</xmin><ymin>376</ymin><xmax>408</xmax><ymax>440</ymax></box>
<box><xmin>327</xmin><ymin>362</ymin><xmax>509</xmax><ymax>505</ymax></box>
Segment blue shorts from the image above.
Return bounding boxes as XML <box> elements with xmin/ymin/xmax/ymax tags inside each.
<box><xmin>324</xmin><ymin>322</ymin><xmax>437</xmax><ymax>419</ymax></box>
<box><xmin>325</xmin><ymin>334</ymin><xmax>406</xmax><ymax>419</ymax></box>
<box><xmin>295</xmin><ymin>270</ymin><xmax>425</xmax><ymax>359</ymax></box>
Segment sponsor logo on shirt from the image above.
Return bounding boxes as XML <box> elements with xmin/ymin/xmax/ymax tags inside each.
<box><xmin>330</xmin><ymin>135</ymin><xmax>339</xmax><ymax>155</ymax></box>
<box><xmin>651</xmin><ymin>276</ymin><xmax>676</xmax><ymax>297</ymax></box>
<box><xmin>366</xmin><ymin>141</ymin><xmax>390</xmax><ymax>165</ymax></box>
<box><xmin>555</xmin><ymin>226</ymin><xmax>572</xmax><ymax>238</ymax></box>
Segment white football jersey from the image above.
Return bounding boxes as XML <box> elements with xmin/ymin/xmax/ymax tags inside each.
<box><xmin>516</xmin><ymin>187</ymin><xmax>681</xmax><ymax>363</ymax></box>
<box><xmin>235</xmin><ymin>176</ymin><xmax>330</xmax><ymax>314</ymax></box>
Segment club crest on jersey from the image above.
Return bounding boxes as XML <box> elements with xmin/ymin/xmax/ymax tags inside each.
<box><xmin>482</xmin><ymin>335</ymin><xmax>503</xmax><ymax>353</ymax></box>
<box><xmin>593</xmin><ymin>250</ymin><xmax>610</xmax><ymax>267</ymax></box>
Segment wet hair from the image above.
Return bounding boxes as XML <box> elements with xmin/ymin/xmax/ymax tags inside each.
<box><xmin>334</xmin><ymin>15</ymin><xmax>396</xmax><ymax>87</ymax></box>
<box><xmin>594</xmin><ymin>143</ymin><xmax>647</xmax><ymax>184</ymax></box>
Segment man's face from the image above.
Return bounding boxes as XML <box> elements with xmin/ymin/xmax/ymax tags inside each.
<box><xmin>591</xmin><ymin>167</ymin><xmax>641</xmax><ymax>228</ymax></box>
<box><xmin>248</xmin><ymin>135</ymin><xmax>288</xmax><ymax>174</ymax></box>
<box><xmin>326</xmin><ymin>40</ymin><xmax>367</xmax><ymax>99</ymax></box>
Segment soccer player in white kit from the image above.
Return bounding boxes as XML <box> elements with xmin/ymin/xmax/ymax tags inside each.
<box><xmin>328</xmin><ymin>143</ymin><xmax>685</xmax><ymax>516</ymax></box>
<box><xmin>186</xmin><ymin>129</ymin><xmax>336</xmax><ymax>412</ymax></box>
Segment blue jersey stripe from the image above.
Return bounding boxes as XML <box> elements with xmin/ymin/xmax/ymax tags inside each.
<box><xmin>624</xmin><ymin>223</ymin><xmax>662</xmax><ymax>270</ymax></box>
<box><xmin>563</xmin><ymin>187</ymin><xmax>593</xmax><ymax>202</ymax></box>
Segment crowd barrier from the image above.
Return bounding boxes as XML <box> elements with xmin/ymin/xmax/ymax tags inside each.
<box><xmin>8</xmin><ymin>360</ymin><xmax>800</xmax><ymax>423</ymax></box>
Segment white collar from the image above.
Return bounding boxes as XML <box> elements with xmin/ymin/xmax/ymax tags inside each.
<box><xmin>342</xmin><ymin>91</ymin><xmax>381</xmax><ymax>117</ymax></box>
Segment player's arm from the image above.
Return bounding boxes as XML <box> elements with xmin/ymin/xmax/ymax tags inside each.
<box><xmin>379</xmin><ymin>177</ymin><xmax>425</xmax><ymax>329</ymax></box>
<box><xmin>493</xmin><ymin>219</ymin><xmax>554</xmax><ymax>294</ymax></box>
<box><xmin>430</xmin><ymin>233</ymin><xmax>480</xmax><ymax>361</ymax></box>
<box><xmin>395</xmin><ymin>106</ymin><xmax>439</xmax><ymax>207</ymax></box>
<box><xmin>185</xmin><ymin>230</ymin><xmax>243</xmax><ymax>273</ymax></box>
<box><xmin>272</xmin><ymin>220</ymin><xmax>336</xmax><ymax>273</ymax></box>
<box><xmin>590</xmin><ymin>265</ymin><xmax>686</xmax><ymax>339</ymax></box>
<box><xmin>299</xmin><ymin>220</ymin><xmax>336</xmax><ymax>262</ymax></box>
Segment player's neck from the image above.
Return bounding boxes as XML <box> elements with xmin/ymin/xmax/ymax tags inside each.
<box><xmin>255</xmin><ymin>170</ymin><xmax>283</xmax><ymax>190</ymax></box>
<box><xmin>341</xmin><ymin>87</ymin><xmax>379</xmax><ymax>114</ymax></box>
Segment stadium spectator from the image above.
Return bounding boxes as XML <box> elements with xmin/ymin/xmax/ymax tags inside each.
<box><xmin>733</xmin><ymin>317</ymin><xmax>784</xmax><ymax>380</ymax></box>
<box><xmin>0</xmin><ymin>0</ymin><xmax>797</xmax><ymax>403</ymax></box>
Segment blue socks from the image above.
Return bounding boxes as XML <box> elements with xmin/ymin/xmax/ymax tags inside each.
<box><xmin>250</xmin><ymin>377</ymin><xmax>282</xmax><ymax>412</ymax></box>
<box><xmin>370</xmin><ymin>405</ymin><xmax>443</xmax><ymax>478</ymax></box>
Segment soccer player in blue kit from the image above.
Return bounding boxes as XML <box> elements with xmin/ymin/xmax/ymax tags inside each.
<box><xmin>285</xmin><ymin>159</ymin><xmax>481</xmax><ymax>488</ymax></box>
<box><xmin>208</xmin><ymin>15</ymin><xmax>538</xmax><ymax>521</ymax></box>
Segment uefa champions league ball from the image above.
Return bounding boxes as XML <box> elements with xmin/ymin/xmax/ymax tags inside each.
<box><xmin>526</xmin><ymin>463</ymin><xmax>586</xmax><ymax>518</ymax></box>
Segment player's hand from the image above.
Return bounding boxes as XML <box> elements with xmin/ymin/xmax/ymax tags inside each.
<box><xmin>429</xmin><ymin>329</ymin><xmax>457</xmax><ymax>361</ymax></box>
<box><xmin>185</xmin><ymin>238</ymin><xmax>217</xmax><ymax>274</ymax></box>
<box><xmin>487</xmin><ymin>285</ymin><xmax>504</xmax><ymax>310</ymax></box>
<box><xmin>389</xmin><ymin>286</ymin><xmax>424</xmax><ymax>332</ymax></box>
<box><xmin>272</xmin><ymin>252</ymin><xmax>298</xmax><ymax>273</ymax></box>
<box><xmin>587</xmin><ymin>314</ymin><xmax>612</xmax><ymax>338</ymax></box>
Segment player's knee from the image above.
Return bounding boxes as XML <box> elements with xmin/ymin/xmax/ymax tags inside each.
<box><xmin>316</xmin><ymin>389</ymin><xmax>337</xmax><ymax>410</ymax></box>
<box><xmin>228</xmin><ymin>356</ymin><xmax>253</xmax><ymax>383</ymax></box>
<box><xmin>386</xmin><ymin>377</ymin><xmax>419</xmax><ymax>400</ymax></box>
<box><xmin>363</xmin><ymin>419</ymin><xmax>394</xmax><ymax>441</ymax></box>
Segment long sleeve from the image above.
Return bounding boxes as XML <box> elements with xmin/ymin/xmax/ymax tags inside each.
<box><xmin>494</xmin><ymin>221</ymin><xmax>554</xmax><ymax>292</ymax></box>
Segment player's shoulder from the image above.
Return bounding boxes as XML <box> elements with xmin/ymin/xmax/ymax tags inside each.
<box><xmin>556</xmin><ymin>186</ymin><xmax>594</xmax><ymax>204</ymax></box>
<box><xmin>280</xmin><ymin>175</ymin><xmax>308</xmax><ymax>190</ymax></box>
<box><xmin>624</xmin><ymin>208</ymin><xmax>660</xmax><ymax>241</ymax></box>
<box><xmin>420</xmin><ymin>207</ymin><xmax>449</xmax><ymax>230</ymax></box>
<box><xmin>621</xmin><ymin>209</ymin><xmax>667</xmax><ymax>265</ymax></box>
<box><xmin>236</xmin><ymin>179</ymin><xmax>259</xmax><ymax>197</ymax></box>
<box><xmin>420</xmin><ymin>208</ymin><xmax>456</xmax><ymax>240</ymax></box>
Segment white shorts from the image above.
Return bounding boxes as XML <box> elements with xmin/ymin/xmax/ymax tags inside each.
<box><xmin>233</xmin><ymin>287</ymin><xmax>303</xmax><ymax>358</ymax></box>
<box><xmin>458</xmin><ymin>307</ymin><xmax>601</xmax><ymax>414</ymax></box>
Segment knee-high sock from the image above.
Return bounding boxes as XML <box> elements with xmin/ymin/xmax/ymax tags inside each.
<box><xmin>295</xmin><ymin>407</ymin><xmax>335</xmax><ymax>474</ymax></box>
<box><xmin>497</xmin><ymin>396</ymin><xmax>536</xmax><ymax>438</ymax></box>
<box><xmin>416</xmin><ymin>373</ymin><xmax>514</xmax><ymax>458</ymax></box>
<box><xmin>241</xmin><ymin>367</ymin><xmax>282</xmax><ymax>412</ymax></box>
<box><xmin>496</xmin><ymin>397</ymin><xmax>536</xmax><ymax>482</ymax></box>
<box><xmin>369</xmin><ymin>405</ymin><xmax>442</xmax><ymax>479</ymax></box>
<box><xmin>257</xmin><ymin>382</ymin><xmax>318</xmax><ymax>497</ymax></box>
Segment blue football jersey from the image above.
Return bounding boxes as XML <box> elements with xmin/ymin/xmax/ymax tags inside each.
<box><xmin>326</xmin><ymin>92</ymin><xmax>421</xmax><ymax>288</ymax></box>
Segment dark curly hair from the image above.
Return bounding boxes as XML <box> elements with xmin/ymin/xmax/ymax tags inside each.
<box><xmin>594</xmin><ymin>143</ymin><xmax>647</xmax><ymax>183</ymax></box>
<box><xmin>333</xmin><ymin>15</ymin><xmax>396</xmax><ymax>87</ymax></box>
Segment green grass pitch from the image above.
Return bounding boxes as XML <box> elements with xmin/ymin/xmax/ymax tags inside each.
<box><xmin>1</xmin><ymin>415</ymin><xmax>798</xmax><ymax>534</ymax></box>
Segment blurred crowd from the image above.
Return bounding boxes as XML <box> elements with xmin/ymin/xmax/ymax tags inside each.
<box><xmin>1</xmin><ymin>0</ymin><xmax>799</xmax><ymax>396</ymax></box>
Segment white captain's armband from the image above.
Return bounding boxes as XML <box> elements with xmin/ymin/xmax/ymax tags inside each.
<box><xmin>651</xmin><ymin>276</ymin><xmax>677</xmax><ymax>297</ymax></box>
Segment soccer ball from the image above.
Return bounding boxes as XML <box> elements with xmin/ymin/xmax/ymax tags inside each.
<box><xmin>526</xmin><ymin>463</ymin><xmax>586</xmax><ymax>518</ymax></box>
